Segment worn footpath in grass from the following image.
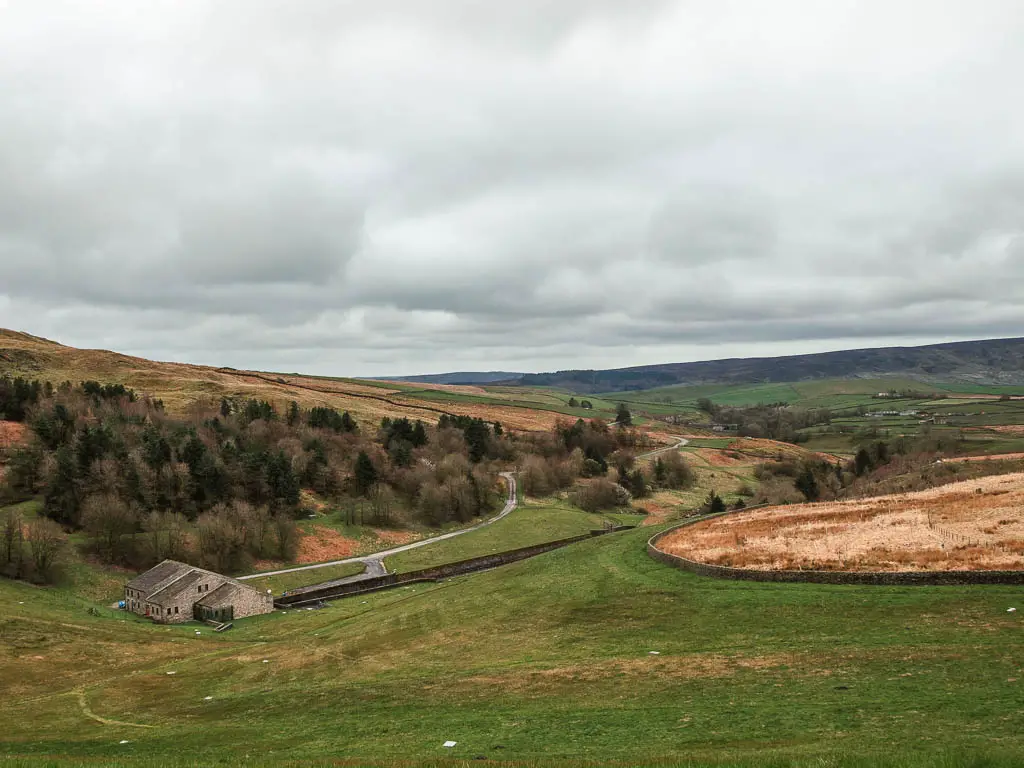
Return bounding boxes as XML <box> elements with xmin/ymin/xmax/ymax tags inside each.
<box><xmin>2</xmin><ymin>525</ymin><xmax>1023</xmax><ymax>766</ymax></box>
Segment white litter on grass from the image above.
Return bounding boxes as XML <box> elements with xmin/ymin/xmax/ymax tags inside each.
<box><xmin>204</xmin><ymin>696</ymin><xmax>213</xmax><ymax>701</ymax></box>
<box><xmin>195</xmin><ymin>630</ymin><xmax>202</xmax><ymax>635</ymax></box>
<box><xmin>119</xmin><ymin>740</ymin><xmax>129</xmax><ymax>744</ymax></box>
<box><xmin>648</xmin><ymin>651</ymin><xmax>660</xmax><ymax>655</ymax></box>
<box><xmin>262</xmin><ymin>659</ymin><xmax>269</xmax><ymax>663</ymax></box>
<box><xmin>443</xmin><ymin>741</ymin><xmax>457</xmax><ymax>748</ymax></box>
<box><xmin>18</xmin><ymin>601</ymin><xmax>24</xmax><ymax>605</ymax></box>
<box><xmin>166</xmin><ymin>671</ymin><xmax>177</xmax><ymax>675</ymax></box>
<box><xmin>1009</xmin><ymin>607</ymin><xmax>1017</xmax><ymax>613</ymax></box>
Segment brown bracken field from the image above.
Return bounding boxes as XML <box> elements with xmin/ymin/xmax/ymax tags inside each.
<box><xmin>660</xmin><ymin>471</ymin><xmax>1024</xmax><ymax>572</ymax></box>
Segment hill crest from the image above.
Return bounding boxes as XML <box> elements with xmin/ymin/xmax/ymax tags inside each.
<box><xmin>513</xmin><ymin>337</ymin><xmax>1024</xmax><ymax>393</ymax></box>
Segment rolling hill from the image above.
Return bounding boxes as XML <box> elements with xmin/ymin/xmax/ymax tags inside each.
<box><xmin>0</xmin><ymin>329</ymin><xmax>568</xmax><ymax>431</ymax></box>
<box><xmin>373</xmin><ymin>371</ymin><xmax>525</xmax><ymax>385</ymax></box>
<box><xmin>514</xmin><ymin>337</ymin><xmax>1024</xmax><ymax>392</ymax></box>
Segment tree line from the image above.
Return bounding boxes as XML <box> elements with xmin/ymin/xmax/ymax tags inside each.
<box><xmin>1</xmin><ymin>376</ymin><xmax>704</xmax><ymax>583</ymax></box>
<box><xmin>514</xmin><ymin>417</ymin><xmax>695</xmax><ymax>512</ymax></box>
<box><xmin>696</xmin><ymin>398</ymin><xmax>833</xmax><ymax>442</ymax></box>
<box><xmin>752</xmin><ymin>429</ymin><xmax>991</xmax><ymax>508</ymax></box>
<box><xmin>2</xmin><ymin>385</ymin><xmax>374</xmax><ymax>574</ymax></box>
<box><xmin>0</xmin><ymin>380</ymin><xmax>517</xmax><ymax>578</ymax></box>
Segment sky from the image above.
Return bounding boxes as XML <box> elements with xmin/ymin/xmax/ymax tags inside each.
<box><xmin>1</xmin><ymin>1</ymin><xmax>1023</xmax><ymax>377</ymax></box>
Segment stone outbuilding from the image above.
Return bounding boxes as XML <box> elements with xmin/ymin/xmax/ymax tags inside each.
<box><xmin>124</xmin><ymin>559</ymin><xmax>273</xmax><ymax>624</ymax></box>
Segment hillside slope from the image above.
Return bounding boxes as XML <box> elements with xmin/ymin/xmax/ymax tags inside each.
<box><xmin>0</xmin><ymin>329</ymin><xmax>563</xmax><ymax>430</ymax></box>
<box><xmin>516</xmin><ymin>337</ymin><xmax>1024</xmax><ymax>392</ymax></box>
<box><xmin>374</xmin><ymin>371</ymin><xmax>524</xmax><ymax>385</ymax></box>
<box><xmin>3</xmin><ymin>528</ymin><xmax>1023</xmax><ymax>765</ymax></box>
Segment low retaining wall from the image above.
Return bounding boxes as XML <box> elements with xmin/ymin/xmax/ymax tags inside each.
<box><xmin>277</xmin><ymin>525</ymin><xmax>636</xmax><ymax>607</ymax></box>
<box><xmin>647</xmin><ymin>514</ymin><xmax>1024</xmax><ymax>586</ymax></box>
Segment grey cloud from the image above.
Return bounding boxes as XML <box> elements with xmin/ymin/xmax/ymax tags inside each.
<box><xmin>647</xmin><ymin>187</ymin><xmax>777</xmax><ymax>264</ymax></box>
<box><xmin>206</xmin><ymin>0</ymin><xmax>673</xmax><ymax>52</ymax></box>
<box><xmin>174</xmin><ymin>171</ymin><xmax>364</xmax><ymax>286</ymax></box>
<box><xmin>2</xmin><ymin>1</ymin><xmax>1024</xmax><ymax>376</ymax></box>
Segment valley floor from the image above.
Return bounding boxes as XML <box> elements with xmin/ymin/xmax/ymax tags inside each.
<box><xmin>2</xmin><ymin>526</ymin><xmax>1023</xmax><ymax>767</ymax></box>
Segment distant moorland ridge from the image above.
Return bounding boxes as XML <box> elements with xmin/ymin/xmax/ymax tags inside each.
<box><xmin>513</xmin><ymin>337</ymin><xmax>1024</xmax><ymax>393</ymax></box>
<box><xmin>373</xmin><ymin>371</ymin><xmax>526</xmax><ymax>385</ymax></box>
<box><xmin>4</xmin><ymin>328</ymin><xmax>1023</xmax><ymax>395</ymax></box>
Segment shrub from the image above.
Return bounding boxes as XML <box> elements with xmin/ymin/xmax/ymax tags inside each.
<box><xmin>661</xmin><ymin>451</ymin><xmax>696</xmax><ymax>489</ymax></box>
<box><xmin>521</xmin><ymin>455</ymin><xmax>555</xmax><ymax>496</ymax></box>
<box><xmin>702</xmin><ymin>491</ymin><xmax>726</xmax><ymax>514</ymax></box>
<box><xmin>571</xmin><ymin>478</ymin><xmax>630</xmax><ymax>512</ymax></box>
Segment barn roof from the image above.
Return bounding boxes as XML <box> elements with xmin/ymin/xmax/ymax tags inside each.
<box><xmin>147</xmin><ymin>570</ymin><xmax>206</xmax><ymax>604</ymax></box>
<box><xmin>196</xmin><ymin>581</ymin><xmax>252</xmax><ymax>609</ymax></box>
<box><xmin>127</xmin><ymin>559</ymin><xmax>263</xmax><ymax>607</ymax></box>
<box><xmin>125</xmin><ymin>559</ymin><xmax>193</xmax><ymax>595</ymax></box>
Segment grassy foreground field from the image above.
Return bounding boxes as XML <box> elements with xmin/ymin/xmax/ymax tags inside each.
<box><xmin>2</xmin><ymin>525</ymin><xmax>1023</xmax><ymax>767</ymax></box>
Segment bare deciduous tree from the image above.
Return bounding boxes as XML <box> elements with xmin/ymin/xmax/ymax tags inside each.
<box><xmin>81</xmin><ymin>494</ymin><xmax>137</xmax><ymax>563</ymax></box>
<box><xmin>273</xmin><ymin>513</ymin><xmax>299</xmax><ymax>560</ymax></box>
<box><xmin>27</xmin><ymin>518</ymin><xmax>64</xmax><ymax>583</ymax></box>
<box><xmin>2</xmin><ymin>509</ymin><xmax>24</xmax><ymax>571</ymax></box>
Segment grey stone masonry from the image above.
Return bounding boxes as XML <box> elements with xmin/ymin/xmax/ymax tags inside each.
<box><xmin>196</xmin><ymin>581</ymin><xmax>273</xmax><ymax>622</ymax></box>
<box><xmin>124</xmin><ymin>559</ymin><xmax>273</xmax><ymax>624</ymax></box>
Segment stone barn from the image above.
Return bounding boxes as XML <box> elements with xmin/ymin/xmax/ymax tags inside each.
<box><xmin>124</xmin><ymin>559</ymin><xmax>273</xmax><ymax>624</ymax></box>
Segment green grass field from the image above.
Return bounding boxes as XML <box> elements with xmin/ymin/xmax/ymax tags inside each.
<box><xmin>242</xmin><ymin>562</ymin><xmax>366</xmax><ymax>595</ymax></box>
<box><xmin>605</xmin><ymin>378</ymin><xmax>956</xmax><ymax>413</ymax></box>
<box><xmin>597</xmin><ymin>376</ymin><xmax>1024</xmax><ymax>456</ymax></box>
<box><xmin>680</xmin><ymin>437</ymin><xmax>734</xmax><ymax>448</ymax></box>
<box><xmin>4</xmin><ymin>523</ymin><xmax>1023</xmax><ymax>767</ymax></box>
<box><xmin>799</xmin><ymin>396</ymin><xmax>1024</xmax><ymax>455</ymax></box>
<box><xmin>385</xmin><ymin>500</ymin><xmax>618</xmax><ymax>573</ymax></box>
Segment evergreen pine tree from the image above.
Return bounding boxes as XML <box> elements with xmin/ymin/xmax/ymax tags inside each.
<box><xmin>354</xmin><ymin>451</ymin><xmax>377</xmax><ymax>495</ymax></box>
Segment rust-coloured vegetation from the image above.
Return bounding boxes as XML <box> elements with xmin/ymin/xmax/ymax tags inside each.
<box><xmin>661</xmin><ymin>472</ymin><xmax>1024</xmax><ymax>572</ymax></box>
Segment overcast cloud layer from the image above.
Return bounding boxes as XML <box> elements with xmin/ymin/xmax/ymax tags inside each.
<box><xmin>2</xmin><ymin>1</ymin><xmax>1023</xmax><ymax>376</ymax></box>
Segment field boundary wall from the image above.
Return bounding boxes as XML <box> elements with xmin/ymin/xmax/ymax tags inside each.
<box><xmin>276</xmin><ymin>525</ymin><xmax>636</xmax><ymax>607</ymax></box>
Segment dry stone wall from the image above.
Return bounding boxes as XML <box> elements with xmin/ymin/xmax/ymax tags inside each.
<box><xmin>277</xmin><ymin>526</ymin><xmax>635</xmax><ymax>607</ymax></box>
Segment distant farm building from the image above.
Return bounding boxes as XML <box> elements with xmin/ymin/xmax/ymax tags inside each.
<box><xmin>124</xmin><ymin>560</ymin><xmax>273</xmax><ymax>624</ymax></box>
